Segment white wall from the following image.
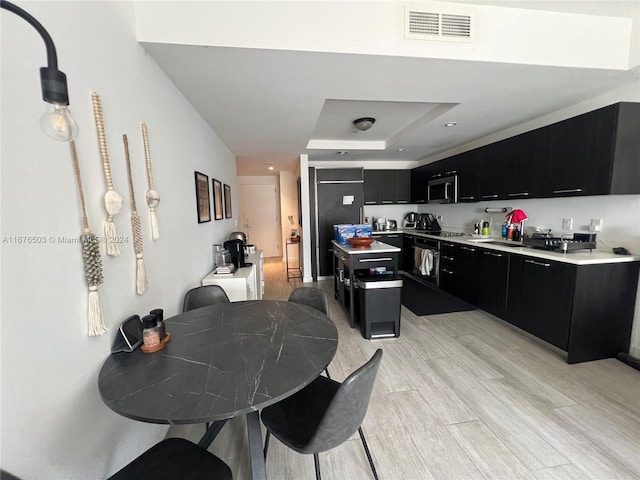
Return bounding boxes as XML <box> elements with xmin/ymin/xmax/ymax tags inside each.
<box><xmin>1</xmin><ymin>2</ymin><xmax>237</xmax><ymax>478</ymax></box>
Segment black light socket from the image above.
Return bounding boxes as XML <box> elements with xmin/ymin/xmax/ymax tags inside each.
<box><xmin>39</xmin><ymin>66</ymin><xmax>69</xmax><ymax>105</ymax></box>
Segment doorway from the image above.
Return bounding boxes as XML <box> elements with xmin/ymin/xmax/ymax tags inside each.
<box><xmin>241</xmin><ymin>183</ymin><xmax>280</xmax><ymax>257</ymax></box>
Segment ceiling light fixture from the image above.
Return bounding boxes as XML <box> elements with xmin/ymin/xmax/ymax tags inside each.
<box><xmin>336</xmin><ymin>151</ymin><xmax>348</xmax><ymax>156</ymax></box>
<box><xmin>266</xmin><ymin>163</ymin><xmax>275</xmax><ymax>171</ymax></box>
<box><xmin>1</xmin><ymin>0</ymin><xmax>79</xmax><ymax>141</ymax></box>
<box><xmin>353</xmin><ymin>117</ymin><xmax>376</xmax><ymax>132</ymax></box>
<box><xmin>444</xmin><ymin>122</ymin><xmax>458</xmax><ymax>127</ymax></box>
<box><xmin>396</xmin><ymin>148</ymin><xmax>406</xmax><ymax>152</ymax></box>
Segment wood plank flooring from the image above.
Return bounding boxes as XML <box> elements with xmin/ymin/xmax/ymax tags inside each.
<box><xmin>169</xmin><ymin>258</ymin><xmax>640</xmax><ymax>479</ymax></box>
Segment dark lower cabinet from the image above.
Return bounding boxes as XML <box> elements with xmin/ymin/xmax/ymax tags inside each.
<box><xmin>506</xmin><ymin>256</ymin><xmax>575</xmax><ymax>350</ymax></box>
<box><xmin>402</xmin><ymin>234</ymin><xmax>414</xmax><ymax>272</ymax></box>
<box><xmin>438</xmin><ymin>242</ymin><xmax>479</xmax><ymax>304</ymax></box>
<box><xmin>506</xmin><ymin>255</ymin><xmax>640</xmax><ymax>363</ymax></box>
<box><xmin>476</xmin><ymin>249</ymin><xmax>509</xmax><ymax>318</ymax></box>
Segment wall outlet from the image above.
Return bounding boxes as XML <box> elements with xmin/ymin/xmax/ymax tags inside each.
<box><xmin>562</xmin><ymin>218</ymin><xmax>573</xmax><ymax>230</ymax></box>
<box><xmin>590</xmin><ymin>218</ymin><xmax>603</xmax><ymax>232</ymax></box>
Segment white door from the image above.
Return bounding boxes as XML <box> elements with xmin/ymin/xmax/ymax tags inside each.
<box><xmin>242</xmin><ymin>184</ymin><xmax>280</xmax><ymax>257</ymax></box>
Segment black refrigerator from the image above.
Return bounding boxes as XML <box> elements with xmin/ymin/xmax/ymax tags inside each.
<box><xmin>309</xmin><ymin>168</ymin><xmax>364</xmax><ymax>279</ymax></box>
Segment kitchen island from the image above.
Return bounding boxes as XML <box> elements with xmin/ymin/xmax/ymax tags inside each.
<box><xmin>332</xmin><ymin>240</ymin><xmax>401</xmax><ymax>331</ymax></box>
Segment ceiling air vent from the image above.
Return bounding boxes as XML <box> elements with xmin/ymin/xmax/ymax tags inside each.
<box><xmin>405</xmin><ymin>6</ymin><xmax>474</xmax><ymax>42</ymax></box>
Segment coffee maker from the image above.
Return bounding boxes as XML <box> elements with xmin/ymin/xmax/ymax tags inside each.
<box><xmin>223</xmin><ymin>239</ymin><xmax>252</xmax><ymax>269</ymax></box>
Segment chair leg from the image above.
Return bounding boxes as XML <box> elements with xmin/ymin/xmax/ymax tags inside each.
<box><xmin>358</xmin><ymin>426</ymin><xmax>379</xmax><ymax>480</ymax></box>
<box><xmin>263</xmin><ymin>430</ymin><xmax>271</xmax><ymax>460</ymax></box>
<box><xmin>313</xmin><ymin>452</ymin><xmax>322</xmax><ymax>480</ymax></box>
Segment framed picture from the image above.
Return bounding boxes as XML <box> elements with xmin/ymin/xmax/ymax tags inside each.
<box><xmin>194</xmin><ymin>171</ymin><xmax>211</xmax><ymax>223</ymax></box>
<box><xmin>212</xmin><ymin>179</ymin><xmax>223</xmax><ymax>220</ymax></box>
<box><xmin>224</xmin><ymin>184</ymin><xmax>232</xmax><ymax>218</ymax></box>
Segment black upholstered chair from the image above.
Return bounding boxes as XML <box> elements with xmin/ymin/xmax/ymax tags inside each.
<box><xmin>183</xmin><ymin>285</ymin><xmax>230</xmax><ymax>312</ymax></box>
<box><xmin>288</xmin><ymin>286</ymin><xmax>332</xmax><ymax>377</ymax></box>
<box><xmin>107</xmin><ymin>437</ymin><xmax>232</xmax><ymax>480</ymax></box>
<box><xmin>261</xmin><ymin>349</ymin><xmax>383</xmax><ymax>480</ymax></box>
<box><xmin>288</xmin><ymin>287</ymin><xmax>329</xmax><ymax>315</ymax></box>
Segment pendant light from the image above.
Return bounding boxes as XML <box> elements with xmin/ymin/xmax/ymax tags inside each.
<box><xmin>2</xmin><ymin>0</ymin><xmax>79</xmax><ymax>141</ymax></box>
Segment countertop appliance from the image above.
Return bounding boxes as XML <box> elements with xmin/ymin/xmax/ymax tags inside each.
<box><xmin>523</xmin><ymin>232</ymin><xmax>597</xmax><ymax>252</ymax></box>
<box><xmin>428</xmin><ymin>174</ymin><xmax>458</xmax><ymax>204</ymax></box>
<box><xmin>224</xmin><ymin>239</ymin><xmax>252</xmax><ymax>268</ymax></box>
<box><xmin>375</xmin><ymin>218</ymin><xmax>387</xmax><ymax>231</ymax></box>
<box><xmin>403</xmin><ymin>212</ymin><xmax>417</xmax><ymax>229</ymax></box>
<box><xmin>386</xmin><ymin>219</ymin><xmax>397</xmax><ymax>231</ymax></box>
<box><xmin>417</xmin><ymin>213</ymin><xmax>441</xmax><ymax>232</ymax></box>
<box><xmin>228</xmin><ymin>231</ymin><xmax>247</xmax><ymax>244</ymax></box>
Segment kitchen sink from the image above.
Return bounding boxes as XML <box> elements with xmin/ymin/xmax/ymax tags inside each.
<box><xmin>485</xmin><ymin>241</ymin><xmax>525</xmax><ymax>248</ymax></box>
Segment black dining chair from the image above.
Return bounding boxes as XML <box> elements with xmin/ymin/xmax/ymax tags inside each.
<box><xmin>288</xmin><ymin>286</ymin><xmax>329</xmax><ymax>316</ymax></box>
<box><xmin>183</xmin><ymin>285</ymin><xmax>230</xmax><ymax>312</ymax></box>
<box><xmin>261</xmin><ymin>349</ymin><xmax>383</xmax><ymax>480</ymax></box>
<box><xmin>288</xmin><ymin>286</ymin><xmax>332</xmax><ymax>377</ymax></box>
<box><xmin>107</xmin><ymin>437</ymin><xmax>232</xmax><ymax>480</ymax></box>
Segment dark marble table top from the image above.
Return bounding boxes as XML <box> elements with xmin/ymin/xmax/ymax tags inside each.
<box><xmin>98</xmin><ymin>300</ymin><xmax>338</xmax><ymax>424</ymax></box>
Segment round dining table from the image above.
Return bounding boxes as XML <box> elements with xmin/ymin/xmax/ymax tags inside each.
<box><xmin>98</xmin><ymin>300</ymin><xmax>338</xmax><ymax>480</ymax></box>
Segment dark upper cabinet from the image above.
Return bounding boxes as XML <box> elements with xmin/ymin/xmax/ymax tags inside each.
<box><xmin>364</xmin><ymin>170</ymin><xmax>382</xmax><ymax>205</ymax></box>
<box><xmin>455</xmin><ymin>151</ymin><xmax>480</xmax><ymax>202</ymax></box>
<box><xmin>364</xmin><ymin>170</ymin><xmax>412</xmax><ymax>205</ymax></box>
<box><xmin>416</xmin><ymin>102</ymin><xmax>639</xmax><ymax>202</ymax></box>
<box><xmin>537</xmin><ymin>102</ymin><xmax>640</xmax><ymax>197</ymax></box>
<box><xmin>394</xmin><ymin>170</ymin><xmax>411</xmax><ymax>203</ymax></box>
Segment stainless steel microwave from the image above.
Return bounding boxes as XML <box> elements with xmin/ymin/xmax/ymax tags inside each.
<box><xmin>427</xmin><ymin>175</ymin><xmax>458</xmax><ymax>204</ymax></box>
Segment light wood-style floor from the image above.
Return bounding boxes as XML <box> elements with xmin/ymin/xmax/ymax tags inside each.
<box><xmin>171</xmin><ymin>258</ymin><xmax>640</xmax><ymax>480</ymax></box>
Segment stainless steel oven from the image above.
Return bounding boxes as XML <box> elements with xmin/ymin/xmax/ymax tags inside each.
<box><xmin>427</xmin><ymin>175</ymin><xmax>458</xmax><ymax>204</ymax></box>
<box><xmin>412</xmin><ymin>236</ymin><xmax>439</xmax><ymax>286</ymax></box>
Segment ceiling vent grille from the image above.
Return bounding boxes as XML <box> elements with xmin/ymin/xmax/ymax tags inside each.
<box><xmin>405</xmin><ymin>6</ymin><xmax>474</xmax><ymax>42</ymax></box>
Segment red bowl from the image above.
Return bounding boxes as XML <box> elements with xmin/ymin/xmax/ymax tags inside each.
<box><xmin>348</xmin><ymin>237</ymin><xmax>375</xmax><ymax>248</ymax></box>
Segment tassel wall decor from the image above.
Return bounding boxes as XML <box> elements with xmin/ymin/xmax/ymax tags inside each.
<box><xmin>70</xmin><ymin>141</ymin><xmax>107</xmax><ymax>336</ymax></box>
<box><xmin>91</xmin><ymin>92</ymin><xmax>123</xmax><ymax>256</ymax></box>
<box><xmin>141</xmin><ymin>123</ymin><xmax>160</xmax><ymax>240</ymax></box>
<box><xmin>122</xmin><ymin>134</ymin><xmax>148</xmax><ymax>295</ymax></box>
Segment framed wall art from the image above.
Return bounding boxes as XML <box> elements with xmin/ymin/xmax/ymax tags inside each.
<box><xmin>194</xmin><ymin>171</ymin><xmax>211</xmax><ymax>223</ymax></box>
<box><xmin>212</xmin><ymin>179</ymin><xmax>223</xmax><ymax>220</ymax></box>
<box><xmin>224</xmin><ymin>184</ymin><xmax>232</xmax><ymax>218</ymax></box>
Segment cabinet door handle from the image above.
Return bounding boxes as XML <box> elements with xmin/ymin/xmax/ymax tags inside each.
<box><xmin>491</xmin><ymin>253</ymin><xmax>503</xmax><ymax>257</ymax></box>
<box><xmin>339</xmin><ymin>270</ymin><xmax>344</xmax><ymax>282</ymax></box>
<box><xmin>441</xmin><ymin>256</ymin><xmax>454</xmax><ymax>261</ymax></box>
<box><xmin>444</xmin><ymin>170</ymin><xmax>458</xmax><ymax>175</ymax></box>
<box><xmin>508</xmin><ymin>192</ymin><xmax>529</xmax><ymax>197</ymax></box>
<box><xmin>459</xmin><ymin>196</ymin><xmax>475</xmax><ymax>200</ymax></box>
<box><xmin>460</xmin><ymin>246</ymin><xmax>476</xmax><ymax>252</ymax></box>
<box><xmin>525</xmin><ymin>259</ymin><xmax>551</xmax><ymax>267</ymax></box>
<box><xmin>359</xmin><ymin>257</ymin><xmax>393</xmax><ymax>262</ymax></box>
<box><xmin>364</xmin><ymin>201</ymin><xmax>376</xmax><ymax>205</ymax></box>
<box><xmin>397</xmin><ymin>200</ymin><xmax>408</xmax><ymax>204</ymax></box>
<box><xmin>441</xmin><ymin>269</ymin><xmax>454</xmax><ymax>274</ymax></box>
<box><xmin>441</xmin><ymin>242</ymin><xmax>455</xmax><ymax>247</ymax></box>
<box><xmin>553</xmin><ymin>188</ymin><xmax>583</xmax><ymax>194</ymax></box>
<box><xmin>431</xmin><ymin>173</ymin><xmax>443</xmax><ymax>178</ymax></box>
<box><xmin>386</xmin><ymin>235</ymin><xmax>399</xmax><ymax>238</ymax></box>
<box><xmin>481</xmin><ymin>194</ymin><xmax>499</xmax><ymax>199</ymax></box>
<box><xmin>381</xmin><ymin>201</ymin><xmax>393</xmax><ymax>204</ymax></box>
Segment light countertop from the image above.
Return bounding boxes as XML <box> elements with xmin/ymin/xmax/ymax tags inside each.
<box><xmin>385</xmin><ymin>229</ymin><xmax>639</xmax><ymax>265</ymax></box>
<box><xmin>332</xmin><ymin>240</ymin><xmax>401</xmax><ymax>255</ymax></box>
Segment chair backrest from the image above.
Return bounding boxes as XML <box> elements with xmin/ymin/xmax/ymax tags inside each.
<box><xmin>306</xmin><ymin>349</ymin><xmax>383</xmax><ymax>453</ymax></box>
<box><xmin>287</xmin><ymin>287</ymin><xmax>329</xmax><ymax>315</ymax></box>
<box><xmin>183</xmin><ymin>285</ymin><xmax>230</xmax><ymax>312</ymax></box>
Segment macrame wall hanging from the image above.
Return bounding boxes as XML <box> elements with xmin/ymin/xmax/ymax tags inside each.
<box><xmin>122</xmin><ymin>134</ymin><xmax>148</xmax><ymax>295</ymax></box>
<box><xmin>69</xmin><ymin>141</ymin><xmax>107</xmax><ymax>336</ymax></box>
<box><xmin>141</xmin><ymin>123</ymin><xmax>160</xmax><ymax>240</ymax></box>
<box><xmin>91</xmin><ymin>92</ymin><xmax>123</xmax><ymax>256</ymax></box>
